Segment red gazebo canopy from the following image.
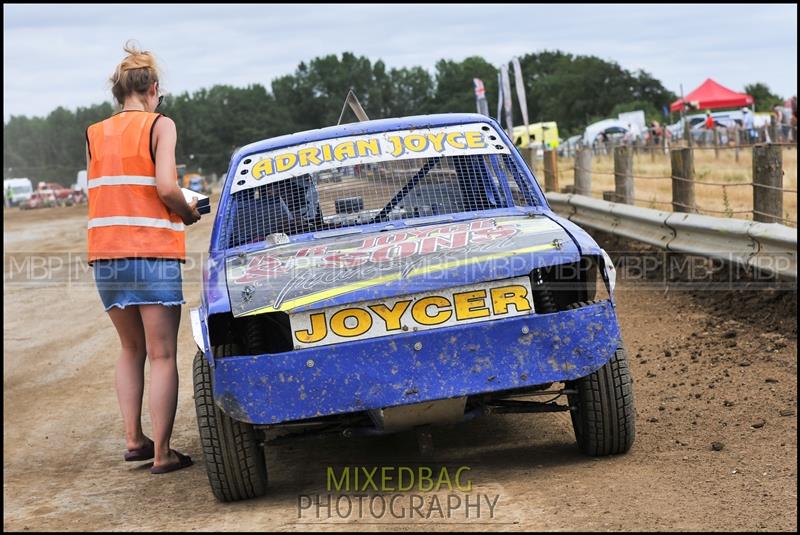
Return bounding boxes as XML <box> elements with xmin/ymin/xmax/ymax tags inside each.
<box><xmin>670</xmin><ymin>78</ymin><xmax>754</xmax><ymax>112</ymax></box>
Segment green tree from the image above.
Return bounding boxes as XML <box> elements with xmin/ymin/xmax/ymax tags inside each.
<box><xmin>433</xmin><ymin>56</ymin><xmax>498</xmax><ymax>113</ymax></box>
<box><xmin>517</xmin><ymin>51</ymin><xmax>675</xmax><ymax>136</ymax></box>
<box><xmin>3</xmin><ymin>49</ymin><xmax>682</xmax><ymax>181</ymax></box>
<box><xmin>385</xmin><ymin>66</ymin><xmax>435</xmax><ymax>117</ymax></box>
<box><xmin>744</xmin><ymin>82</ymin><xmax>783</xmax><ymax>112</ymax></box>
<box><xmin>610</xmin><ymin>100</ymin><xmax>661</xmax><ymax>125</ymax></box>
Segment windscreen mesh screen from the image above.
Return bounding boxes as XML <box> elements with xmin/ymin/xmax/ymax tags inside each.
<box><xmin>221</xmin><ymin>153</ymin><xmax>538</xmax><ymax>248</ymax></box>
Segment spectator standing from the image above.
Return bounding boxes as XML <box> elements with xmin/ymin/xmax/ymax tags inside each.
<box><xmin>742</xmin><ymin>108</ymin><xmax>755</xmax><ymax>144</ymax></box>
<box><xmin>704</xmin><ymin>111</ymin><xmax>715</xmax><ymax>145</ymax></box>
<box><xmin>650</xmin><ymin>121</ymin><xmax>661</xmax><ymax>146</ymax></box>
<box><xmin>778</xmin><ymin>104</ymin><xmax>792</xmax><ymax>142</ymax></box>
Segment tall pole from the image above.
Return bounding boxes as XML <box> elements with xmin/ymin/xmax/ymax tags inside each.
<box><xmin>496</xmin><ymin>72</ymin><xmax>503</xmax><ymax>124</ymax></box>
<box><xmin>500</xmin><ymin>63</ymin><xmax>514</xmax><ymax>139</ymax></box>
<box><xmin>679</xmin><ymin>83</ymin><xmax>689</xmax><ymax>146</ymax></box>
<box><xmin>512</xmin><ymin>57</ymin><xmax>530</xmax><ymax>147</ymax></box>
<box><xmin>473</xmin><ymin>78</ymin><xmax>489</xmax><ymax>117</ymax></box>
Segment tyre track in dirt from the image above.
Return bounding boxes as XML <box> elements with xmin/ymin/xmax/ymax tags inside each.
<box><xmin>3</xmin><ymin>203</ymin><xmax>796</xmax><ymax>531</ymax></box>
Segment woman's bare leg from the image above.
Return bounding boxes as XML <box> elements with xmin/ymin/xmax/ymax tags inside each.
<box><xmin>107</xmin><ymin>305</ymin><xmax>151</xmax><ymax>451</ymax></box>
<box><xmin>139</xmin><ymin>304</ymin><xmax>182</xmax><ymax>467</ymax></box>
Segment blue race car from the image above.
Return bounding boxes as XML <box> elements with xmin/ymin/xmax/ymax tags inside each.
<box><xmin>190</xmin><ymin>114</ymin><xmax>635</xmax><ymax>501</ymax></box>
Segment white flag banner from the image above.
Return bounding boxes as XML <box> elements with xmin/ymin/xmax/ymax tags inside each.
<box><xmin>512</xmin><ymin>57</ymin><xmax>530</xmax><ymax>146</ymax></box>
<box><xmin>496</xmin><ymin>72</ymin><xmax>503</xmax><ymax>123</ymax></box>
<box><xmin>500</xmin><ymin>63</ymin><xmax>514</xmax><ymax>138</ymax></box>
<box><xmin>473</xmin><ymin>78</ymin><xmax>490</xmax><ymax>117</ymax></box>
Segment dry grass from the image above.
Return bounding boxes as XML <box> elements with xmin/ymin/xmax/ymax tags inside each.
<box><xmin>537</xmin><ymin>146</ymin><xmax>797</xmax><ymax>226</ymax></box>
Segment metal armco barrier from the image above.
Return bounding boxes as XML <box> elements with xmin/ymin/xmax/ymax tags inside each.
<box><xmin>547</xmin><ymin>192</ymin><xmax>797</xmax><ymax>280</ymax></box>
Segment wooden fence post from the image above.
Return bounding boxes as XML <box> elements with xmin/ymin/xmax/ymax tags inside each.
<box><xmin>525</xmin><ymin>146</ymin><xmax>539</xmax><ymax>178</ymax></box>
<box><xmin>734</xmin><ymin>126</ymin><xmax>740</xmax><ymax>162</ymax></box>
<box><xmin>543</xmin><ymin>149</ymin><xmax>559</xmax><ymax>192</ymax></box>
<box><xmin>671</xmin><ymin>147</ymin><xmax>695</xmax><ymax>213</ymax></box>
<box><xmin>752</xmin><ymin>143</ymin><xmax>783</xmax><ymax>223</ymax></box>
<box><xmin>574</xmin><ymin>148</ymin><xmax>592</xmax><ymax>196</ymax></box>
<box><xmin>614</xmin><ymin>145</ymin><xmax>634</xmax><ymax>204</ymax></box>
<box><xmin>684</xmin><ymin>119</ymin><xmax>693</xmax><ymax>147</ymax></box>
<box><xmin>714</xmin><ymin>128</ymin><xmax>720</xmax><ymax>159</ymax></box>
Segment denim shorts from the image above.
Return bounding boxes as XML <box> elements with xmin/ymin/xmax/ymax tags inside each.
<box><xmin>93</xmin><ymin>258</ymin><xmax>185</xmax><ymax>311</ymax></box>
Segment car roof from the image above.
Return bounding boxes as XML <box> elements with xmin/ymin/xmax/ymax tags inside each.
<box><xmin>231</xmin><ymin>113</ymin><xmax>498</xmax><ymax>160</ymax></box>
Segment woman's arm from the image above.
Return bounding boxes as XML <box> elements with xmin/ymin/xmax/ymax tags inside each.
<box><xmin>153</xmin><ymin>116</ymin><xmax>201</xmax><ymax>225</ymax></box>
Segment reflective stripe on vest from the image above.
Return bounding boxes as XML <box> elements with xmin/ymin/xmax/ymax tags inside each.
<box><xmin>88</xmin><ymin>216</ymin><xmax>185</xmax><ymax>231</ymax></box>
<box><xmin>86</xmin><ymin>111</ymin><xmax>185</xmax><ymax>262</ymax></box>
<box><xmin>88</xmin><ymin>175</ymin><xmax>157</xmax><ymax>188</ymax></box>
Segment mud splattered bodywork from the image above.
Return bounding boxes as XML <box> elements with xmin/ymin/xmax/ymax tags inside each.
<box><xmin>191</xmin><ymin>113</ymin><xmax>623</xmax><ymax>427</ymax></box>
<box><xmin>212</xmin><ymin>301</ymin><xmax>621</xmax><ymax>424</ymax></box>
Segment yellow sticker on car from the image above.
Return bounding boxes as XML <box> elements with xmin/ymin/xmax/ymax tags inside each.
<box><xmin>290</xmin><ymin>277</ymin><xmax>533</xmax><ymax>349</ymax></box>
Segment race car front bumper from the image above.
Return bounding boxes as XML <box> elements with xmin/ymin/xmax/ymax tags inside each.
<box><xmin>210</xmin><ymin>299</ymin><xmax>623</xmax><ymax>424</ymax></box>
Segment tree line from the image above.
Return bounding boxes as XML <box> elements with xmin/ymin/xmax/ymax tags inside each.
<box><xmin>3</xmin><ymin>49</ymin><xmax>780</xmax><ymax>186</ymax></box>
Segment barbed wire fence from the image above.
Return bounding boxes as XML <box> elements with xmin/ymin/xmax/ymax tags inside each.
<box><xmin>525</xmin><ymin>140</ymin><xmax>797</xmax><ymax>227</ymax></box>
<box><xmin>8</xmin><ymin>125</ymin><xmax>796</xmax><ymax>227</ymax></box>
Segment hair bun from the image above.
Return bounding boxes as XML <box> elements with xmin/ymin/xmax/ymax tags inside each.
<box><xmin>120</xmin><ymin>39</ymin><xmax>156</xmax><ymax>72</ymax></box>
<box><xmin>109</xmin><ymin>39</ymin><xmax>161</xmax><ymax>106</ymax></box>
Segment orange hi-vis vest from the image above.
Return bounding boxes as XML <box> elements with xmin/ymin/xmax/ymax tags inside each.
<box><xmin>86</xmin><ymin>111</ymin><xmax>185</xmax><ymax>263</ymax></box>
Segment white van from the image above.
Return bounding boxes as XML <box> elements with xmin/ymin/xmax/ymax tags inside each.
<box><xmin>73</xmin><ymin>170</ymin><xmax>87</xmax><ymax>194</ymax></box>
<box><xmin>4</xmin><ymin>178</ymin><xmax>33</xmax><ymax>207</ymax></box>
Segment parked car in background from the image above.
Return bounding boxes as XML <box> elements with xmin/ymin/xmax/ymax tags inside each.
<box><xmin>667</xmin><ymin>111</ymin><xmax>746</xmax><ymax>141</ymax></box>
<box><xmin>617</xmin><ymin>110</ymin><xmax>646</xmax><ymax>140</ymax></box>
<box><xmin>21</xmin><ymin>182</ymin><xmax>78</xmax><ymax>209</ymax></box>
<box><xmin>20</xmin><ymin>190</ymin><xmax>55</xmax><ymax>210</ymax></box>
<box><xmin>583</xmin><ymin>119</ymin><xmax>633</xmax><ymax>148</ymax></box>
<box><xmin>42</xmin><ymin>182</ymin><xmax>76</xmax><ymax>205</ymax></box>
<box><xmin>558</xmin><ymin>134</ymin><xmax>583</xmax><ymax>157</ymax></box>
<box><xmin>667</xmin><ymin>113</ymin><xmax>706</xmax><ymax>139</ymax></box>
<box><xmin>512</xmin><ymin>121</ymin><xmax>560</xmax><ymax>151</ymax></box>
<box><xmin>4</xmin><ymin>178</ymin><xmax>33</xmax><ymax>207</ymax></box>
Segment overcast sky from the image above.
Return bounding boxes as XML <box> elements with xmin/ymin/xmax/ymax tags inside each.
<box><xmin>3</xmin><ymin>3</ymin><xmax>797</xmax><ymax>122</ymax></box>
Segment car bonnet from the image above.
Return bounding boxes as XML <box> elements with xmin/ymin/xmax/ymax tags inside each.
<box><xmin>224</xmin><ymin>214</ymin><xmax>580</xmax><ymax>318</ymax></box>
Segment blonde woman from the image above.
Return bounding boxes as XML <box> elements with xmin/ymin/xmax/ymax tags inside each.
<box><xmin>86</xmin><ymin>42</ymin><xmax>201</xmax><ymax>474</ymax></box>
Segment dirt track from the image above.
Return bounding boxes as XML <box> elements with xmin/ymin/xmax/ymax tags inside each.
<box><xmin>3</xmin><ymin>202</ymin><xmax>797</xmax><ymax>531</ymax></box>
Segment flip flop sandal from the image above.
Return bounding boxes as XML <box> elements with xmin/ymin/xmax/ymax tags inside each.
<box><xmin>124</xmin><ymin>439</ymin><xmax>155</xmax><ymax>461</ymax></box>
<box><xmin>150</xmin><ymin>450</ymin><xmax>193</xmax><ymax>475</ymax></box>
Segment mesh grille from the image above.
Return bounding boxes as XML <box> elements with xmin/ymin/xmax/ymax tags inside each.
<box><xmin>221</xmin><ymin>153</ymin><xmax>537</xmax><ymax>249</ymax></box>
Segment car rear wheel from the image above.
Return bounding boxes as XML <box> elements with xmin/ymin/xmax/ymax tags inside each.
<box><xmin>193</xmin><ymin>346</ymin><xmax>268</xmax><ymax>502</ymax></box>
<box><xmin>567</xmin><ymin>347</ymin><xmax>635</xmax><ymax>456</ymax></box>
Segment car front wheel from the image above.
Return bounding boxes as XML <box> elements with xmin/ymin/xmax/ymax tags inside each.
<box><xmin>193</xmin><ymin>346</ymin><xmax>268</xmax><ymax>502</ymax></box>
<box><xmin>567</xmin><ymin>347</ymin><xmax>635</xmax><ymax>456</ymax></box>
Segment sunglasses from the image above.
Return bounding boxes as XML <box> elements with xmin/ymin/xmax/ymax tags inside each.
<box><xmin>154</xmin><ymin>82</ymin><xmax>164</xmax><ymax>110</ymax></box>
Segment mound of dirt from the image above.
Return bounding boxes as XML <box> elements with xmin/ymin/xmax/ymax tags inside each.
<box><xmin>591</xmin><ymin>230</ymin><xmax>797</xmax><ymax>336</ymax></box>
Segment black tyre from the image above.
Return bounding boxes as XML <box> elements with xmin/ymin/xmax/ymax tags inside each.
<box><xmin>193</xmin><ymin>346</ymin><xmax>268</xmax><ymax>502</ymax></box>
<box><xmin>567</xmin><ymin>347</ymin><xmax>635</xmax><ymax>456</ymax></box>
